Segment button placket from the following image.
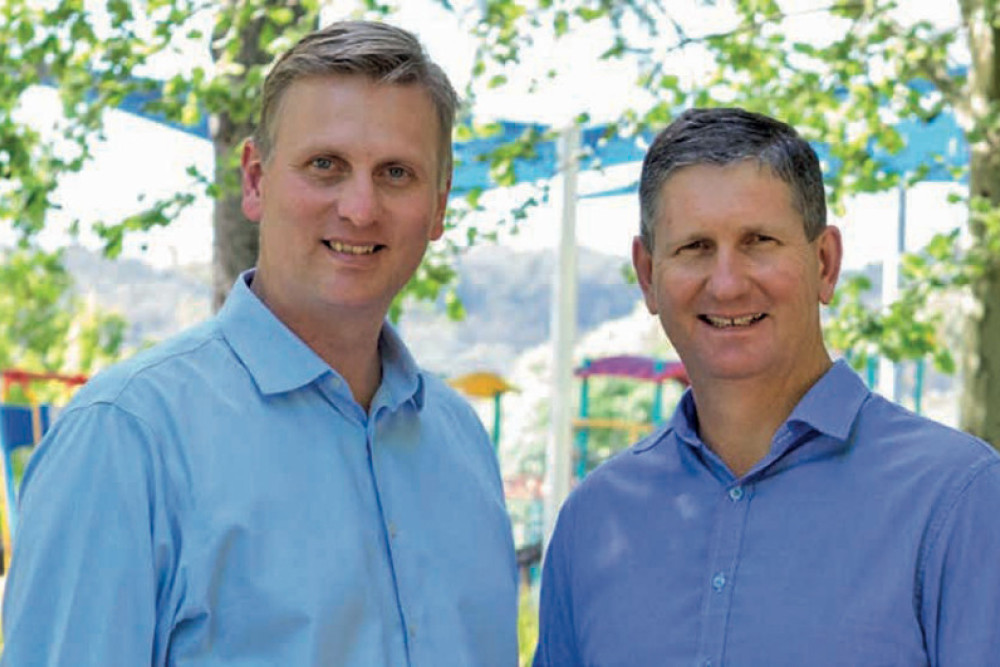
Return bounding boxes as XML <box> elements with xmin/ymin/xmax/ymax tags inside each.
<box><xmin>695</xmin><ymin>482</ymin><xmax>752</xmax><ymax>666</ymax></box>
<box><xmin>366</xmin><ymin>413</ymin><xmax>413</xmax><ymax>665</ymax></box>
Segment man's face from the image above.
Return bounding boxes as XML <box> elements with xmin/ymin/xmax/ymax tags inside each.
<box><xmin>633</xmin><ymin>161</ymin><xmax>841</xmax><ymax>388</ymax></box>
<box><xmin>241</xmin><ymin>74</ymin><xmax>448</xmax><ymax>325</ymax></box>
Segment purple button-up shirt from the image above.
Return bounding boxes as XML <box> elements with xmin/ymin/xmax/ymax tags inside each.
<box><xmin>535</xmin><ymin>361</ymin><xmax>1000</xmax><ymax>666</ymax></box>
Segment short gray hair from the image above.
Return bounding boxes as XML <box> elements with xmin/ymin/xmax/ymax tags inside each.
<box><xmin>638</xmin><ymin>107</ymin><xmax>827</xmax><ymax>250</ymax></box>
<box><xmin>254</xmin><ymin>20</ymin><xmax>459</xmax><ymax>190</ymax></box>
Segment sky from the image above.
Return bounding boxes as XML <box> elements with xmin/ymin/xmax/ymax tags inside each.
<box><xmin>4</xmin><ymin>0</ymin><xmax>969</xmax><ymax>272</ymax></box>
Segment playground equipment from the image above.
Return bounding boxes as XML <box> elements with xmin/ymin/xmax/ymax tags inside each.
<box><xmin>448</xmin><ymin>371</ymin><xmax>517</xmax><ymax>453</ymax></box>
<box><xmin>851</xmin><ymin>354</ymin><xmax>928</xmax><ymax>414</ymax></box>
<box><xmin>573</xmin><ymin>355</ymin><xmax>689</xmax><ymax>479</ymax></box>
<box><xmin>0</xmin><ymin>369</ymin><xmax>88</xmax><ymax>571</ymax></box>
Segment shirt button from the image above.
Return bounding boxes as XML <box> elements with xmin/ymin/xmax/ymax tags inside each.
<box><xmin>712</xmin><ymin>572</ymin><xmax>727</xmax><ymax>591</ymax></box>
<box><xmin>728</xmin><ymin>486</ymin><xmax>744</xmax><ymax>501</ymax></box>
<box><xmin>388</xmin><ymin>522</ymin><xmax>398</xmax><ymax>539</ymax></box>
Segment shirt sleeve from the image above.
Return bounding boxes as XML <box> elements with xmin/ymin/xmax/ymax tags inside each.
<box><xmin>920</xmin><ymin>458</ymin><xmax>1000</xmax><ymax>667</ymax></box>
<box><xmin>1</xmin><ymin>402</ymin><xmax>175</xmax><ymax>666</ymax></box>
<box><xmin>533</xmin><ymin>500</ymin><xmax>582</xmax><ymax>667</ymax></box>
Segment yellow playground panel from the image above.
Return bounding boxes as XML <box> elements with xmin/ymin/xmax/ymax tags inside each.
<box><xmin>448</xmin><ymin>371</ymin><xmax>517</xmax><ymax>453</ymax></box>
<box><xmin>0</xmin><ymin>369</ymin><xmax>88</xmax><ymax>573</ymax></box>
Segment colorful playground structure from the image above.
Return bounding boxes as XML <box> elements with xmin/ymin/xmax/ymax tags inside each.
<box><xmin>447</xmin><ymin>371</ymin><xmax>517</xmax><ymax>452</ymax></box>
<box><xmin>854</xmin><ymin>354</ymin><xmax>928</xmax><ymax>415</ymax></box>
<box><xmin>573</xmin><ymin>355</ymin><xmax>690</xmax><ymax>479</ymax></box>
<box><xmin>0</xmin><ymin>369</ymin><xmax>88</xmax><ymax>572</ymax></box>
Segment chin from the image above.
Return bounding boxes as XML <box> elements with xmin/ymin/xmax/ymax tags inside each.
<box><xmin>694</xmin><ymin>358</ymin><xmax>775</xmax><ymax>382</ymax></box>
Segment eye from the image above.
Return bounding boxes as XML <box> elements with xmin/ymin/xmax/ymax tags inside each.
<box><xmin>749</xmin><ymin>232</ymin><xmax>777</xmax><ymax>244</ymax></box>
<box><xmin>385</xmin><ymin>165</ymin><xmax>411</xmax><ymax>181</ymax></box>
<box><xmin>676</xmin><ymin>239</ymin><xmax>708</xmax><ymax>254</ymax></box>
<box><xmin>311</xmin><ymin>156</ymin><xmax>334</xmax><ymax>170</ymax></box>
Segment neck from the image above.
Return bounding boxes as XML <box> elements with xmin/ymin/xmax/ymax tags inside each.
<box><xmin>310</xmin><ymin>326</ymin><xmax>383</xmax><ymax>412</ymax></box>
<box><xmin>250</xmin><ymin>278</ymin><xmax>385</xmax><ymax>412</ymax></box>
<box><xmin>690</xmin><ymin>355</ymin><xmax>832</xmax><ymax>477</ymax></box>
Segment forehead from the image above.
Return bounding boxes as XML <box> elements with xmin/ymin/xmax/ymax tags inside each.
<box><xmin>270</xmin><ymin>75</ymin><xmax>443</xmax><ymax>156</ymax></box>
<box><xmin>656</xmin><ymin>162</ymin><xmax>802</xmax><ymax>235</ymax></box>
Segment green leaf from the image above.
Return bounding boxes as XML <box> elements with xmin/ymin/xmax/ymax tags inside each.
<box><xmin>554</xmin><ymin>10</ymin><xmax>569</xmax><ymax>37</ymax></box>
<box><xmin>574</xmin><ymin>7</ymin><xmax>606</xmax><ymax>22</ymax></box>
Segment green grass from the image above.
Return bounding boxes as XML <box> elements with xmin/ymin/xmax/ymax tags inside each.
<box><xmin>518</xmin><ymin>588</ymin><xmax>539</xmax><ymax>666</ymax></box>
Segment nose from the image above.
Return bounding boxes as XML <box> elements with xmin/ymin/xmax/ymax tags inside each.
<box><xmin>337</xmin><ymin>175</ymin><xmax>378</xmax><ymax>227</ymax></box>
<box><xmin>705</xmin><ymin>248</ymin><xmax>751</xmax><ymax>301</ymax></box>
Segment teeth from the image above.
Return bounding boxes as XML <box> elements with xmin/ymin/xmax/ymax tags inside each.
<box><xmin>704</xmin><ymin>313</ymin><xmax>764</xmax><ymax>328</ymax></box>
<box><xmin>327</xmin><ymin>241</ymin><xmax>376</xmax><ymax>255</ymax></box>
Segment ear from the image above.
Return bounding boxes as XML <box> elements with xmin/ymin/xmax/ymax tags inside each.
<box><xmin>815</xmin><ymin>225</ymin><xmax>843</xmax><ymax>305</ymax></box>
<box><xmin>429</xmin><ymin>172</ymin><xmax>452</xmax><ymax>242</ymax></box>
<box><xmin>632</xmin><ymin>235</ymin><xmax>658</xmax><ymax>315</ymax></box>
<box><xmin>241</xmin><ymin>139</ymin><xmax>265</xmax><ymax>223</ymax></box>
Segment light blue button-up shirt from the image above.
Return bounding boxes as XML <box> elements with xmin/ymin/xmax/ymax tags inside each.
<box><xmin>535</xmin><ymin>360</ymin><xmax>1000</xmax><ymax>666</ymax></box>
<box><xmin>2</xmin><ymin>271</ymin><xmax>518</xmax><ymax>666</ymax></box>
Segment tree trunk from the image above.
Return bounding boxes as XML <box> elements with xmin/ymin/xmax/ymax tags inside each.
<box><xmin>209</xmin><ymin>4</ymin><xmax>273</xmax><ymax>311</ymax></box>
<box><xmin>959</xmin><ymin>0</ymin><xmax>1000</xmax><ymax>448</ymax></box>
<box><xmin>211</xmin><ymin>113</ymin><xmax>258</xmax><ymax>311</ymax></box>
<box><xmin>959</xmin><ymin>162</ymin><xmax>1000</xmax><ymax>449</ymax></box>
<box><xmin>959</xmin><ymin>208</ymin><xmax>1000</xmax><ymax>450</ymax></box>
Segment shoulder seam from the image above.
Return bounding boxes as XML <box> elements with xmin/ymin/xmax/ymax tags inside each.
<box><xmin>84</xmin><ymin>328</ymin><xmax>225</xmax><ymax>406</ymax></box>
<box><xmin>916</xmin><ymin>456</ymin><xmax>1000</xmax><ymax>611</ymax></box>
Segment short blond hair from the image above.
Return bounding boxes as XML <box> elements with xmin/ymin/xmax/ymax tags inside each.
<box><xmin>254</xmin><ymin>20</ymin><xmax>458</xmax><ymax>190</ymax></box>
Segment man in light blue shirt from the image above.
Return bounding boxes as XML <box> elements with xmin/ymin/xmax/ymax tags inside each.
<box><xmin>2</xmin><ymin>21</ymin><xmax>518</xmax><ymax>665</ymax></box>
<box><xmin>534</xmin><ymin>108</ymin><xmax>1000</xmax><ymax>666</ymax></box>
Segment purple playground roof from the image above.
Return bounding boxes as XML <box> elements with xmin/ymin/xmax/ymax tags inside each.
<box><xmin>574</xmin><ymin>355</ymin><xmax>689</xmax><ymax>385</ymax></box>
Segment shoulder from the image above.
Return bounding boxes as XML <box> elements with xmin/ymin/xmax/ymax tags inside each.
<box><xmin>853</xmin><ymin>395</ymin><xmax>1000</xmax><ymax>541</ymax></box>
<box><xmin>419</xmin><ymin>372</ymin><xmax>489</xmax><ymax>430</ymax></box>
<box><xmin>30</xmin><ymin>321</ymin><xmax>227</xmax><ymax>467</ymax></box>
<box><xmin>855</xmin><ymin>393</ymin><xmax>998</xmax><ymax>471</ymax></box>
<box><xmin>67</xmin><ymin>319</ymin><xmax>229</xmax><ymax>414</ymax></box>
<box><xmin>418</xmin><ymin>372</ymin><xmax>494</xmax><ymax>455</ymax></box>
<box><xmin>415</xmin><ymin>370</ymin><xmax>503</xmax><ymax>483</ymax></box>
<box><xmin>560</xmin><ymin>425</ymin><xmax>679</xmax><ymax>520</ymax></box>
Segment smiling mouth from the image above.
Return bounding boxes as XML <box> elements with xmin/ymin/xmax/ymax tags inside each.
<box><xmin>323</xmin><ymin>240</ymin><xmax>383</xmax><ymax>255</ymax></box>
<box><xmin>700</xmin><ymin>313</ymin><xmax>767</xmax><ymax>328</ymax></box>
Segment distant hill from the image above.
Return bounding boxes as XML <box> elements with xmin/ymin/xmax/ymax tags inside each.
<box><xmin>399</xmin><ymin>243</ymin><xmax>642</xmax><ymax>376</ymax></box>
<box><xmin>63</xmin><ymin>245</ymin><xmax>211</xmax><ymax>349</ymax></box>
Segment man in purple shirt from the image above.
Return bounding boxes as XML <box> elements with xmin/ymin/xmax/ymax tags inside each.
<box><xmin>534</xmin><ymin>108</ymin><xmax>1000</xmax><ymax>666</ymax></box>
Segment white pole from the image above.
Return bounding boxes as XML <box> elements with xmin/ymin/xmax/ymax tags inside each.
<box><xmin>543</xmin><ymin>125</ymin><xmax>580</xmax><ymax>544</ymax></box>
<box><xmin>878</xmin><ymin>180</ymin><xmax>906</xmax><ymax>399</ymax></box>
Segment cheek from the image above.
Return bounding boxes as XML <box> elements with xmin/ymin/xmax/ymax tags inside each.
<box><xmin>759</xmin><ymin>258</ymin><xmax>813</xmax><ymax>294</ymax></box>
<box><xmin>267</xmin><ymin>175</ymin><xmax>331</xmax><ymax>214</ymax></box>
<box><xmin>392</xmin><ymin>195</ymin><xmax>444</xmax><ymax>237</ymax></box>
<box><xmin>652</xmin><ymin>265</ymin><xmax>698</xmax><ymax>305</ymax></box>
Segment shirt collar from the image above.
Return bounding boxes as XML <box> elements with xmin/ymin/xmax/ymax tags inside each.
<box><xmin>784</xmin><ymin>359</ymin><xmax>869</xmax><ymax>441</ymax></box>
<box><xmin>636</xmin><ymin>359</ymin><xmax>869</xmax><ymax>455</ymax></box>
<box><xmin>633</xmin><ymin>388</ymin><xmax>698</xmax><ymax>454</ymax></box>
<box><xmin>376</xmin><ymin>322</ymin><xmax>426</xmax><ymax>411</ymax></box>
<box><xmin>217</xmin><ymin>269</ymin><xmax>425</xmax><ymax>409</ymax></box>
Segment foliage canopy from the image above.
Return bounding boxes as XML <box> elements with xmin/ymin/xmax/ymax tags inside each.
<box><xmin>1</xmin><ymin>0</ymin><xmax>998</xmax><ymax>444</ymax></box>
